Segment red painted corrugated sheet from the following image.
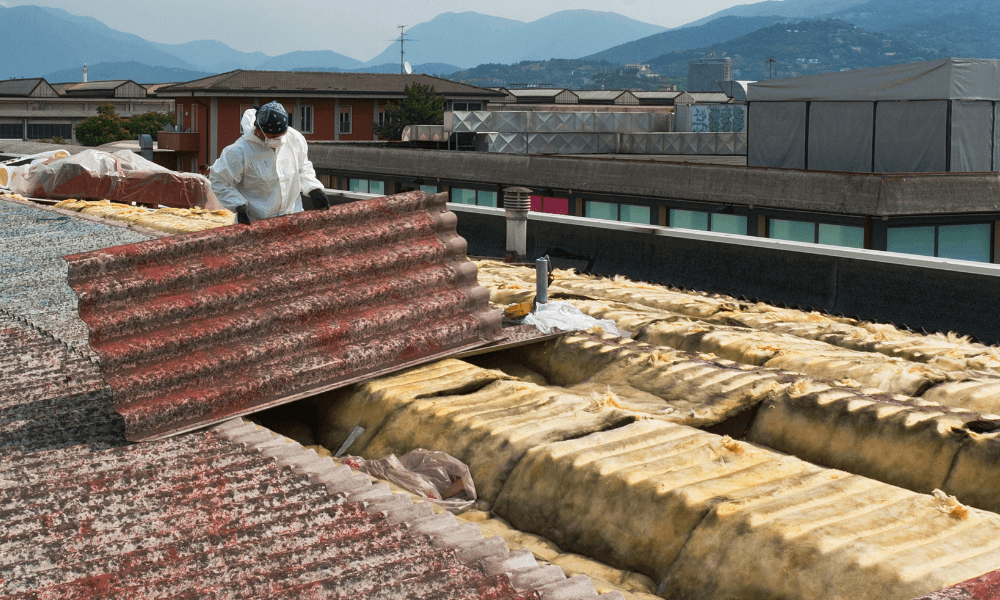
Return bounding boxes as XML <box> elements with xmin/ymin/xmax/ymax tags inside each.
<box><xmin>65</xmin><ymin>191</ymin><xmax>503</xmax><ymax>442</ymax></box>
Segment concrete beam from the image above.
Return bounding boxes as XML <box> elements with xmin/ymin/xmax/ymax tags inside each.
<box><xmin>307</xmin><ymin>145</ymin><xmax>1000</xmax><ymax>217</ymax></box>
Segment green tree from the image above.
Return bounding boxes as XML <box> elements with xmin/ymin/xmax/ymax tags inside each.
<box><xmin>75</xmin><ymin>104</ymin><xmax>175</xmax><ymax>147</ymax></box>
<box><xmin>373</xmin><ymin>83</ymin><xmax>444</xmax><ymax>141</ymax></box>
<box><xmin>74</xmin><ymin>104</ymin><xmax>132</xmax><ymax>146</ymax></box>
<box><xmin>126</xmin><ymin>110</ymin><xmax>175</xmax><ymax>140</ymax></box>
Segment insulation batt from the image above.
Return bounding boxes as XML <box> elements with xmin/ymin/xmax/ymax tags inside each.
<box><xmin>747</xmin><ymin>378</ymin><xmax>977</xmax><ymax>496</ymax></box>
<box><xmin>315</xmin><ymin>359</ymin><xmax>633</xmax><ymax>504</ymax></box>
<box><xmin>493</xmin><ymin>419</ymin><xmax>1000</xmax><ymax>600</ymax></box>
<box><xmin>515</xmin><ymin>331</ymin><xmax>794</xmax><ymax>427</ymax></box>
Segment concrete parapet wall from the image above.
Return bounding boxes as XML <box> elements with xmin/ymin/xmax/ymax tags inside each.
<box><xmin>450</xmin><ymin>206</ymin><xmax>1000</xmax><ymax>344</ymax></box>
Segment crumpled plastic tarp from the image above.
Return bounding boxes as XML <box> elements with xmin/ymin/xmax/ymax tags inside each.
<box><xmin>524</xmin><ymin>300</ymin><xmax>631</xmax><ymax>337</ymax></box>
<box><xmin>7</xmin><ymin>149</ymin><xmax>212</xmax><ymax>208</ymax></box>
<box><xmin>342</xmin><ymin>448</ymin><xmax>477</xmax><ymax>513</ymax></box>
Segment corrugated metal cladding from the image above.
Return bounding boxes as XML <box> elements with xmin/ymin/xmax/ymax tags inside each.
<box><xmin>65</xmin><ymin>191</ymin><xmax>504</xmax><ymax>442</ymax></box>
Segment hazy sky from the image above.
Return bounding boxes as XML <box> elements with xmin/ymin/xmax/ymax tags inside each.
<box><xmin>0</xmin><ymin>0</ymin><xmax>761</xmax><ymax>61</ymax></box>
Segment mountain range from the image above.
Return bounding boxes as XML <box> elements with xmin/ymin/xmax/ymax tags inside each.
<box><xmin>1</xmin><ymin>0</ymin><xmax>996</xmax><ymax>86</ymax></box>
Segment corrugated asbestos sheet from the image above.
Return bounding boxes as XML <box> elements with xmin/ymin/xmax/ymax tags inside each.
<box><xmin>1</xmin><ymin>199</ymin><xmax>614</xmax><ymax>600</ymax></box>
<box><xmin>65</xmin><ymin>191</ymin><xmax>504</xmax><ymax>441</ymax></box>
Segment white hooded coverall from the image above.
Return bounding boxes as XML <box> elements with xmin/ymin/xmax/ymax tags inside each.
<box><xmin>210</xmin><ymin>109</ymin><xmax>324</xmax><ymax>221</ymax></box>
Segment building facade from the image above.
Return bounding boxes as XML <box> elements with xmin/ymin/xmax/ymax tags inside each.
<box><xmin>0</xmin><ymin>78</ymin><xmax>171</xmax><ymax>144</ymax></box>
<box><xmin>156</xmin><ymin>70</ymin><xmax>503</xmax><ymax>172</ymax></box>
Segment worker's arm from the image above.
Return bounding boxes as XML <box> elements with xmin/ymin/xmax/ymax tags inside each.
<box><xmin>294</xmin><ymin>131</ymin><xmax>324</xmax><ymax>195</ymax></box>
<box><xmin>209</xmin><ymin>145</ymin><xmax>251</xmax><ymax>213</ymax></box>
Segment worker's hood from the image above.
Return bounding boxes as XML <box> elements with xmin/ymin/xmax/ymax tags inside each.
<box><xmin>240</xmin><ymin>108</ymin><xmax>266</xmax><ymax>147</ymax></box>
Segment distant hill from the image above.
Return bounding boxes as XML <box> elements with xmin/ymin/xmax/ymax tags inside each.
<box><xmin>647</xmin><ymin>19</ymin><xmax>942</xmax><ymax>82</ymax></box>
<box><xmin>831</xmin><ymin>0</ymin><xmax>1000</xmax><ymax>59</ymax></box>
<box><xmin>0</xmin><ymin>5</ymin><xmax>198</xmax><ymax>79</ymax></box>
<box><xmin>446</xmin><ymin>58</ymin><xmax>672</xmax><ymax>91</ymax></box>
<box><xmin>150</xmin><ymin>40</ymin><xmax>271</xmax><ymax>73</ymax></box>
<box><xmin>44</xmin><ymin>62</ymin><xmax>213</xmax><ymax>85</ymax></box>
<box><xmin>363</xmin><ymin>10</ymin><xmax>668</xmax><ymax>69</ymax></box>
<box><xmin>584</xmin><ymin>16</ymin><xmax>791</xmax><ymax>64</ymax></box>
<box><xmin>681</xmin><ymin>0</ymin><xmax>870</xmax><ymax>27</ymax></box>
<box><xmin>256</xmin><ymin>50</ymin><xmax>363</xmax><ymax>71</ymax></box>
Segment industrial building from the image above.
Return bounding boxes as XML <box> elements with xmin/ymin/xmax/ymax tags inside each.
<box><xmin>0</xmin><ymin>77</ymin><xmax>172</xmax><ymax>144</ymax></box>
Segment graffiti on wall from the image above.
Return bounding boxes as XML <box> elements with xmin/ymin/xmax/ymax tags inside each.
<box><xmin>691</xmin><ymin>105</ymin><xmax>746</xmax><ymax>132</ymax></box>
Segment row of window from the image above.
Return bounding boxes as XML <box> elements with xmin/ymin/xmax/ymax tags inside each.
<box><xmin>0</xmin><ymin>123</ymin><xmax>73</xmax><ymax>140</ymax></box>
<box><xmin>363</xmin><ymin>185</ymin><xmax>996</xmax><ymax>264</ymax></box>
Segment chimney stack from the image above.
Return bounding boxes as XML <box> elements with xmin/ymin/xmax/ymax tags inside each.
<box><xmin>83</xmin><ymin>63</ymin><xmax>88</xmax><ymax>83</ymax></box>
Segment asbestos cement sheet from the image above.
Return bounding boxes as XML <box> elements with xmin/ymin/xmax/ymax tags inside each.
<box><xmin>65</xmin><ymin>191</ymin><xmax>504</xmax><ymax>441</ymax></box>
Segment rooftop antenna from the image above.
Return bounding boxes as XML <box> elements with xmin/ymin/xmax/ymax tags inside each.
<box><xmin>404</xmin><ymin>61</ymin><xmax>412</xmax><ymax>75</ymax></box>
<box><xmin>399</xmin><ymin>25</ymin><xmax>407</xmax><ymax>74</ymax></box>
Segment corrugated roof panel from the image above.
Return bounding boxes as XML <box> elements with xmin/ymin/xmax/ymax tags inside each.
<box><xmin>65</xmin><ymin>191</ymin><xmax>504</xmax><ymax>441</ymax></box>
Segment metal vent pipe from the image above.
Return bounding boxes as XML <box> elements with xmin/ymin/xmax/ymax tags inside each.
<box><xmin>504</xmin><ymin>186</ymin><xmax>532</xmax><ymax>263</ymax></box>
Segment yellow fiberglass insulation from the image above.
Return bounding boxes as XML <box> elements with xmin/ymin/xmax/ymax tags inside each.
<box><xmin>315</xmin><ymin>358</ymin><xmax>635</xmax><ymax>505</ymax></box>
<box><xmin>313</xmin><ymin>359</ymin><xmax>513</xmax><ymax>456</ymax></box>
<box><xmin>456</xmin><ymin>510</ymin><xmax>661</xmax><ymax>599</ymax></box>
<box><xmin>636</xmin><ymin>319</ymin><xmax>950</xmax><ymax>396</ymax></box>
<box><xmin>942</xmin><ymin>425</ymin><xmax>1000</xmax><ymax>514</ymax></box>
<box><xmin>921</xmin><ymin>378</ymin><xmax>1000</xmax><ymax>414</ymax></box>
<box><xmin>54</xmin><ymin>198</ymin><xmax>234</xmax><ymax>234</ymax></box>
<box><xmin>512</xmin><ymin>331</ymin><xmax>790</xmax><ymax>428</ymax></box>
<box><xmin>493</xmin><ymin>419</ymin><xmax>1000</xmax><ymax>600</ymax></box>
<box><xmin>747</xmin><ymin>377</ymin><xmax>977</xmax><ymax>497</ymax></box>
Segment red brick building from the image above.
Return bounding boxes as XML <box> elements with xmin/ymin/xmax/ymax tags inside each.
<box><xmin>156</xmin><ymin>70</ymin><xmax>502</xmax><ymax>172</ymax></box>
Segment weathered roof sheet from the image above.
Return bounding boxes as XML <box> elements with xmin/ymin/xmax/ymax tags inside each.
<box><xmin>65</xmin><ymin>191</ymin><xmax>504</xmax><ymax>441</ymax></box>
<box><xmin>158</xmin><ymin>70</ymin><xmax>505</xmax><ymax>98</ymax></box>
<box><xmin>1</xmin><ymin>199</ymin><xmax>609</xmax><ymax>600</ymax></box>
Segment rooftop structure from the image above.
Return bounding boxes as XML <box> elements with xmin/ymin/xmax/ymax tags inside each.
<box><xmin>747</xmin><ymin>58</ymin><xmax>1000</xmax><ymax>172</ymax></box>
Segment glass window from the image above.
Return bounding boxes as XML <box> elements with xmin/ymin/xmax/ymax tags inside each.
<box><xmin>340</xmin><ymin>108</ymin><xmax>352</xmax><ymax>134</ymax></box>
<box><xmin>300</xmin><ymin>105</ymin><xmax>314</xmax><ymax>134</ymax></box>
<box><xmin>887</xmin><ymin>226</ymin><xmax>935</xmax><ymax>257</ymax></box>
<box><xmin>349</xmin><ymin>179</ymin><xmax>368</xmax><ymax>193</ymax></box>
<box><xmin>586</xmin><ymin>201</ymin><xmax>618</xmax><ymax>220</ymax></box>
<box><xmin>451</xmin><ymin>188</ymin><xmax>476</xmax><ymax>204</ymax></box>
<box><xmin>670</xmin><ymin>209</ymin><xmax>709</xmax><ymax>231</ymax></box>
<box><xmin>175</xmin><ymin>105</ymin><xmax>184</xmax><ymax>131</ymax></box>
<box><xmin>818</xmin><ymin>224</ymin><xmax>864</xmax><ymax>248</ymax></box>
<box><xmin>620</xmin><ymin>204</ymin><xmax>650</xmax><ymax>224</ymax></box>
<box><xmin>420</xmin><ymin>185</ymin><xmax>438</xmax><ymax>195</ymax></box>
<box><xmin>26</xmin><ymin>124</ymin><xmax>72</xmax><ymax>140</ymax></box>
<box><xmin>710</xmin><ymin>214</ymin><xmax>747</xmax><ymax>235</ymax></box>
<box><xmin>543</xmin><ymin>197</ymin><xmax>570</xmax><ymax>215</ymax></box>
<box><xmin>770</xmin><ymin>219</ymin><xmax>815</xmax><ymax>243</ymax></box>
<box><xmin>938</xmin><ymin>223</ymin><xmax>991</xmax><ymax>262</ymax></box>
<box><xmin>477</xmin><ymin>190</ymin><xmax>497</xmax><ymax>207</ymax></box>
<box><xmin>368</xmin><ymin>180</ymin><xmax>384</xmax><ymax>195</ymax></box>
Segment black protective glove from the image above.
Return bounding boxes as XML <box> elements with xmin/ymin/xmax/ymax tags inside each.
<box><xmin>306</xmin><ymin>188</ymin><xmax>329</xmax><ymax>211</ymax></box>
<box><xmin>235</xmin><ymin>205</ymin><xmax>251</xmax><ymax>225</ymax></box>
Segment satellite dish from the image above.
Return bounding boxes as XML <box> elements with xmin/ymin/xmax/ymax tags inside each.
<box><xmin>404</xmin><ymin>61</ymin><xmax>412</xmax><ymax>74</ymax></box>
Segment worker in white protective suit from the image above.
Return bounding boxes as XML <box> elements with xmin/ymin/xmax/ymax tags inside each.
<box><xmin>210</xmin><ymin>101</ymin><xmax>328</xmax><ymax>224</ymax></box>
